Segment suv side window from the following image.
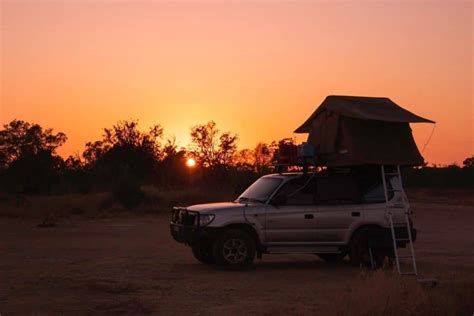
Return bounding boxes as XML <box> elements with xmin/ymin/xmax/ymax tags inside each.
<box><xmin>357</xmin><ymin>173</ymin><xmax>394</xmax><ymax>203</ymax></box>
<box><xmin>315</xmin><ymin>175</ymin><xmax>360</xmax><ymax>205</ymax></box>
<box><xmin>276</xmin><ymin>177</ymin><xmax>316</xmax><ymax>205</ymax></box>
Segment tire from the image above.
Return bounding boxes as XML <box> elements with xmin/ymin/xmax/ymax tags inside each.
<box><xmin>317</xmin><ymin>253</ymin><xmax>346</xmax><ymax>262</ymax></box>
<box><xmin>349</xmin><ymin>229</ymin><xmax>385</xmax><ymax>268</ymax></box>
<box><xmin>191</xmin><ymin>244</ymin><xmax>215</xmax><ymax>264</ymax></box>
<box><xmin>213</xmin><ymin>229</ymin><xmax>256</xmax><ymax>270</ymax></box>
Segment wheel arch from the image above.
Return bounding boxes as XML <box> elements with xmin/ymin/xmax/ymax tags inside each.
<box><xmin>222</xmin><ymin>223</ymin><xmax>262</xmax><ymax>248</ymax></box>
<box><xmin>348</xmin><ymin>224</ymin><xmax>386</xmax><ymax>246</ymax></box>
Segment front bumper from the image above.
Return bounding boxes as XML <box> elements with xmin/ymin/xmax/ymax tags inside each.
<box><xmin>170</xmin><ymin>223</ymin><xmax>220</xmax><ymax>245</ymax></box>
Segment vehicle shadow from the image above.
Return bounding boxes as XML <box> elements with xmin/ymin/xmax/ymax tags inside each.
<box><xmin>174</xmin><ymin>256</ymin><xmax>371</xmax><ymax>274</ymax></box>
<box><xmin>251</xmin><ymin>259</ymin><xmax>356</xmax><ymax>272</ymax></box>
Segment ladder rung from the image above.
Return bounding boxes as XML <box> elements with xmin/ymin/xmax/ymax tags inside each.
<box><xmin>384</xmin><ymin>172</ymin><xmax>399</xmax><ymax>176</ymax></box>
<box><xmin>388</xmin><ymin>205</ymin><xmax>406</xmax><ymax>209</ymax></box>
<box><xmin>387</xmin><ymin>189</ymin><xmax>402</xmax><ymax>192</ymax></box>
<box><xmin>396</xmin><ymin>238</ymin><xmax>411</xmax><ymax>242</ymax></box>
<box><xmin>397</xmin><ymin>256</ymin><xmax>414</xmax><ymax>259</ymax></box>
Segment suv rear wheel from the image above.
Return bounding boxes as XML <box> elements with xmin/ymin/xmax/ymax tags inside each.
<box><xmin>191</xmin><ymin>244</ymin><xmax>215</xmax><ymax>264</ymax></box>
<box><xmin>213</xmin><ymin>229</ymin><xmax>256</xmax><ymax>270</ymax></box>
<box><xmin>349</xmin><ymin>229</ymin><xmax>385</xmax><ymax>268</ymax></box>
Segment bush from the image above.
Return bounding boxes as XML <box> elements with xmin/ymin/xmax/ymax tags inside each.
<box><xmin>112</xmin><ymin>175</ymin><xmax>145</xmax><ymax>209</ymax></box>
<box><xmin>403</xmin><ymin>165</ymin><xmax>474</xmax><ymax>189</ymax></box>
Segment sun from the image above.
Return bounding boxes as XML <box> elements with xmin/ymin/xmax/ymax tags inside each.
<box><xmin>186</xmin><ymin>158</ymin><xmax>196</xmax><ymax>168</ymax></box>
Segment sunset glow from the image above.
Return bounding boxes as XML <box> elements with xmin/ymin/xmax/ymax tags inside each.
<box><xmin>1</xmin><ymin>1</ymin><xmax>472</xmax><ymax>165</ymax></box>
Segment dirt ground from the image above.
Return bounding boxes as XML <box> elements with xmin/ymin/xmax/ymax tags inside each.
<box><xmin>1</xmin><ymin>202</ymin><xmax>473</xmax><ymax>315</ymax></box>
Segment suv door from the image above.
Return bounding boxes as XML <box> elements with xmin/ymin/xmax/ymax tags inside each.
<box><xmin>314</xmin><ymin>174</ymin><xmax>363</xmax><ymax>244</ymax></box>
<box><xmin>265</xmin><ymin>177</ymin><xmax>318</xmax><ymax>245</ymax></box>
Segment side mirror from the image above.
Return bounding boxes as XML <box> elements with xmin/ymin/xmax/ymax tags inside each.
<box><xmin>270</xmin><ymin>195</ymin><xmax>287</xmax><ymax>206</ymax></box>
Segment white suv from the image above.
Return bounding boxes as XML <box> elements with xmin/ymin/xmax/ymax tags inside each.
<box><xmin>170</xmin><ymin>168</ymin><xmax>416</xmax><ymax>270</ymax></box>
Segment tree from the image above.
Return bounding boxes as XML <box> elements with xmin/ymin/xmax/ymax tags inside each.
<box><xmin>83</xmin><ymin>120</ymin><xmax>163</xmax><ymax>165</ymax></box>
<box><xmin>463</xmin><ymin>156</ymin><xmax>474</xmax><ymax>168</ymax></box>
<box><xmin>64</xmin><ymin>154</ymin><xmax>83</xmax><ymax>171</ymax></box>
<box><xmin>83</xmin><ymin>120</ymin><xmax>163</xmax><ymax>181</ymax></box>
<box><xmin>4</xmin><ymin>149</ymin><xmax>64</xmax><ymax>194</ymax></box>
<box><xmin>0</xmin><ymin>119</ymin><xmax>67</xmax><ymax>168</ymax></box>
<box><xmin>217</xmin><ymin>132</ymin><xmax>238</xmax><ymax>167</ymax></box>
<box><xmin>0</xmin><ymin>120</ymin><xmax>67</xmax><ymax>194</ymax></box>
<box><xmin>159</xmin><ymin>138</ymin><xmax>188</xmax><ymax>187</ymax></box>
<box><xmin>189</xmin><ymin>121</ymin><xmax>238</xmax><ymax>169</ymax></box>
<box><xmin>254</xmin><ymin>142</ymin><xmax>274</xmax><ymax>172</ymax></box>
<box><xmin>62</xmin><ymin>154</ymin><xmax>89</xmax><ymax>194</ymax></box>
<box><xmin>235</xmin><ymin>149</ymin><xmax>255</xmax><ymax>171</ymax></box>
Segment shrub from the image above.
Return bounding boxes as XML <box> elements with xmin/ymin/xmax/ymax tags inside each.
<box><xmin>112</xmin><ymin>175</ymin><xmax>145</xmax><ymax>209</ymax></box>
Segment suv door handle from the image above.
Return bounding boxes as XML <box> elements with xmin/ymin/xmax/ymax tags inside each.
<box><xmin>304</xmin><ymin>214</ymin><xmax>314</xmax><ymax>219</ymax></box>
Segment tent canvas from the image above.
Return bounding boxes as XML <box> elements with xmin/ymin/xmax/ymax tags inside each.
<box><xmin>294</xmin><ymin>96</ymin><xmax>435</xmax><ymax>166</ymax></box>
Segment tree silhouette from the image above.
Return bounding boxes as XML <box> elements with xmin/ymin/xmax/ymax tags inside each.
<box><xmin>0</xmin><ymin>120</ymin><xmax>67</xmax><ymax>193</ymax></box>
<box><xmin>0</xmin><ymin>120</ymin><xmax>67</xmax><ymax>168</ymax></box>
<box><xmin>83</xmin><ymin>120</ymin><xmax>163</xmax><ymax>181</ymax></box>
<box><xmin>218</xmin><ymin>132</ymin><xmax>238</xmax><ymax>167</ymax></box>
<box><xmin>159</xmin><ymin>138</ymin><xmax>188</xmax><ymax>187</ymax></box>
<box><xmin>83</xmin><ymin>120</ymin><xmax>163</xmax><ymax>164</ymax></box>
<box><xmin>189</xmin><ymin>121</ymin><xmax>238</xmax><ymax>169</ymax></box>
<box><xmin>463</xmin><ymin>156</ymin><xmax>474</xmax><ymax>168</ymax></box>
<box><xmin>254</xmin><ymin>142</ymin><xmax>274</xmax><ymax>173</ymax></box>
<box><xmin>235</xmin><ymin>149</ymin><xmax>255</xmax><ymax>171</ymax></box>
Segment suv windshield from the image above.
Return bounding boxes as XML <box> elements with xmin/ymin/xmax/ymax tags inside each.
<box><xmin>236</xmin><ymin>177</ymin><xmax>283</xmax><ymax>203</ymax></box>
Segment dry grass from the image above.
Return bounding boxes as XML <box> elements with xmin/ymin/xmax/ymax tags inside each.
<box><xmin>340</xmin><ymin>270</ymin><xmax>473</xmax><ymax>315</ymax></box>
<box><xmin>0</xmin><ymin>186</ymin><xmax>236</xmax><ymax>220</ymax></box>
<box><xmin>266</xmin><ymin>270</ymin><xmax>473</xmax><ymax>315</ymax></box>
<box><xmin>0</xmin><ymin>191</ymin><xmax>111</xmax><ymax>219</ymax></box>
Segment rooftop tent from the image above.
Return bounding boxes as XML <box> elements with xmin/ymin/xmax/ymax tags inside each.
<box><xmin>294</xmin><ymin>96</ymin><xmax>435</xmax><ymax>167</ymax></box>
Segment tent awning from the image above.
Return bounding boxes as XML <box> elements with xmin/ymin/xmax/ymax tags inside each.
<box><xmin>294</xmin><ymin>95</ymin><xmax>435</xmax><ymax>133</ymax></box>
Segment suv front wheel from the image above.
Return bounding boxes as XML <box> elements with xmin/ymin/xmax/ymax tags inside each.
<box><xmin>213</xmin><ymin>229</ymin><xmax>256</xmax><ymax>270</ymax></box>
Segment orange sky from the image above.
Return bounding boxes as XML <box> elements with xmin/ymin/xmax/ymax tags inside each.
<box><xmin>1</xmin><ymin>1</ymin><xmax>472</xmax><ymax>165</ymax></box>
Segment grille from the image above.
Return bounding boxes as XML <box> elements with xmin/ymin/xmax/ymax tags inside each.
<box><xmin>172</xmin><ymin>208</ymin><xmax>198</xmax><ymax>226</ymax></box>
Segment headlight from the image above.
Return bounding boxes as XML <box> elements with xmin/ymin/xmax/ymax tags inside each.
<box><xmin>199</xmin><ymin>214</ymin><xmax>215</xmax><ymax>226</ymax></box>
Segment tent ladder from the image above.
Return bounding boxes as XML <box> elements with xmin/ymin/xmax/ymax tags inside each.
<box><xmin>381</xmin><ymin>165</ymin><xmax>418</xmax><ymax>277</ymax></box>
